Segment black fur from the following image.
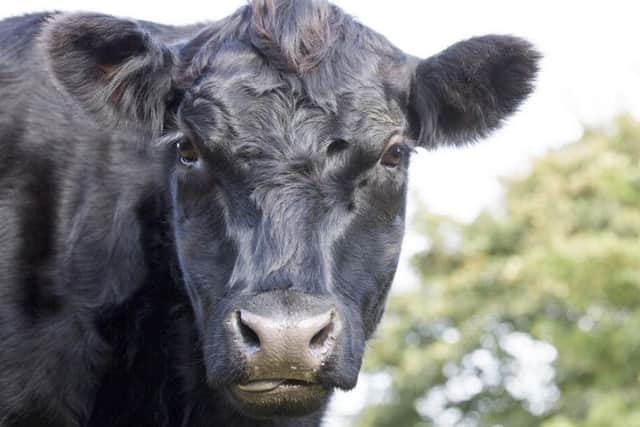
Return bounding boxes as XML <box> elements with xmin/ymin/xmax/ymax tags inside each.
<box><xmin>0</xmin><ymin>2</ymin><xmax>539</xmax><ymax>426</ymax></box>
<box><xmin>41</xmin><ymin>13</ymin><xmax>177</xmax><ymax>136</ymax></box>
<box><xmin>407</xmin><ymin>35</ymin><xmax>540</xmax><ymax>147</ymax></box>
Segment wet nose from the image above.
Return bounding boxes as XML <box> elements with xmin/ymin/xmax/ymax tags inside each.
<box><xmin>230</xmin><ymin>307</ymin><xmax>340</xmax><ymax>376</ymax></box>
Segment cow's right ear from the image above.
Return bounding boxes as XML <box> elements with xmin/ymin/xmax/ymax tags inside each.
<box><xmin>404</xmin><ymin>35</ymin><xmax>539</xmax><ymax>148</ymax></box>
<box><xmin>40</xmin><ymin>13</ymin><xmax>176</xmax><ymax>135</ymax></box>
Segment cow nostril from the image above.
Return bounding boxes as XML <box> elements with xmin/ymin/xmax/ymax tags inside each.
<box><xmin>237</xmin><ymin>311</ymin><xmax>261</xmax><ymax>354</ymax></box>
<box><xmin>309</xmin><ymin>312</ymin><xmax>336</xmax><ymax>358</ymax></box>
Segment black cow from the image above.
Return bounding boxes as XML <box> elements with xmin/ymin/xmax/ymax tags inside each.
<box><xmin>0</xmin><ymin>1</ymin><xmax>539</xmax><ymax>426</ymax></box>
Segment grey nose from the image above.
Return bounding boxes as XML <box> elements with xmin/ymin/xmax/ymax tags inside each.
<box><xmin>231</xmin><ymin>307</ymin><xmax>340</xmax><ymax>378</ymax></box>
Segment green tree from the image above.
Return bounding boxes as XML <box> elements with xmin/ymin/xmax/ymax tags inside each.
<box><xmin>358</xmin><ymin>116</ymin><xmax>640</xmax><ymax>427</ymax></box>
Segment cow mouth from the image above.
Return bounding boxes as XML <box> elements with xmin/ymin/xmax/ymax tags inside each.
<box><xmin>230</xmin><ymin>379</ymin><xmax>329</xmax><ymax>417</ymax></box>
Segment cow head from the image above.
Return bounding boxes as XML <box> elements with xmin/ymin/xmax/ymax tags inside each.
<box><xmin>41</xmin><ymin>0</ymin><xmax>539</xmax><ymax>419</ymax></box>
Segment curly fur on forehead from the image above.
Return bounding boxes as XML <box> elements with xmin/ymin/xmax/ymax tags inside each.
<box><xmin>179</xmin><ymin>0</ymin><xmax>408</xmax><ymax>112</ymax></box>
<box><xmin>249</xmin><ymin>0</ymin><xmax>336</xmax><ymax>74</ymax></box>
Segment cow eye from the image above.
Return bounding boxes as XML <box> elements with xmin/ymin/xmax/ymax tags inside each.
<box><xmin>177</xmin><ymin>140</ymin><xmax>199</xmax><ymax>165</ymax></box>
<box><xmin>380</xmin><ymin>142</ymin><xmax>406</xmax><ymax>168</ymax></box>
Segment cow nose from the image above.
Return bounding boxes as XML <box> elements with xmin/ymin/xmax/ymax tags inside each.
<box><xmin>231</xmin><ymin>307</ymin><xmax>340</xmax><ymax>375</ymax></box>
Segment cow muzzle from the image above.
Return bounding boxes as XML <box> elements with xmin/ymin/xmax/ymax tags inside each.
<box><xmin>225</xmin><ymin>291</ymin><xmax>342</xmax><ymax>417</ymax></box>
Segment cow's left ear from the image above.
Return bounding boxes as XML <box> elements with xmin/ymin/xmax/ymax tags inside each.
<box><xmin>40</xmin><ymin>13</ymin><xmax>176</xmax><ymax>135</ymax></box>
<box><xmin>406</xmin><ymin>35</ymin><xmax>540</xmax><ymax>148</ymax></box>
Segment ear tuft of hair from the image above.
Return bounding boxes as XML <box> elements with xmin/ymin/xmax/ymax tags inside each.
<box><xmin>40</xmin><ymin>13</ymin><xmax>176</xmax><ymax>136</ymax></box>
<box><xmin>409</xmin><ymin>35</ymin><xmax>541</xmax><ymax>148</ymax></box>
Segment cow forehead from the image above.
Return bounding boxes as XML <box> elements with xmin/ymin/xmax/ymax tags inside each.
<box><xmin>177</xmin><ymin>53</ymin><xmax>407</xmax><ymax>222</ymax></box>
<box><xmin>182</xmin><ymin>46</ymin><xmax>405</xmax><ymax>157</ymax></box>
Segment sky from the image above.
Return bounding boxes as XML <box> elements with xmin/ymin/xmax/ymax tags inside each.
<box><xmin>3</xmin><ymin>1</ymin><xmax>639</xmax><ymax>426</ymax></box>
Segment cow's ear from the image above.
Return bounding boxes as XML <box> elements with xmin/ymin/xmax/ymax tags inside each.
<box><xmin>406</xmin><ymin>35</ymin><xmax>540</xmax><ymax>148</ymax></box>
<box><xmin>40</xmin><ymin>13</ymin><xmax>175</xmax><ymax>135</ymax></box>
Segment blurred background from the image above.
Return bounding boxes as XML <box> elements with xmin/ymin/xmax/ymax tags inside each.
<box><xmin>3</xmin><ymin>1</ymin><xmax>639</xmax><ymax>426</ymax></box>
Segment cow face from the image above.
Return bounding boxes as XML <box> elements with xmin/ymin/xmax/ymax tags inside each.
<box><xmin>42</xmin><ymin>1</ymin><xmax>539</xmax><ymax>419</ymax></box>
<box><xmin>168</xmin><ymin>42</ymin><xmax>411</xmax><ymax>417</ymax></box>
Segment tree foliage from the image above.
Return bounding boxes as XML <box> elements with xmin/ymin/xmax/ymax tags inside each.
<box><xmin>358</xmin><ymin>116</ymin><xmax>640</xmax><ymax>427</ymax></box>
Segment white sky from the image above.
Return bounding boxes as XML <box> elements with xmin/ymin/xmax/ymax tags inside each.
<box><xmin>3</xmin><ymin>1</ymin><xmax>639</xmax><ymax>425</ymax></box>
